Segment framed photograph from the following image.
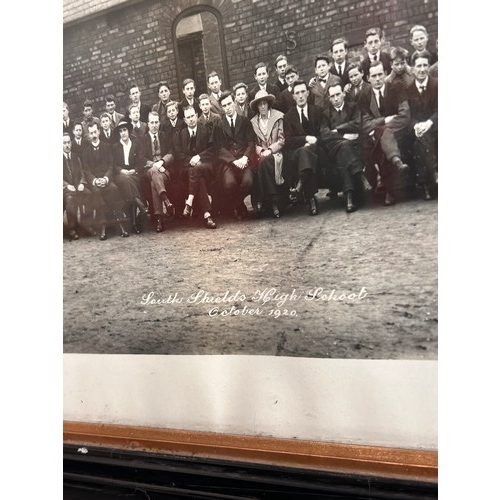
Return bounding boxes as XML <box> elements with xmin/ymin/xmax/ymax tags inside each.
<box><xmin>63</xmin><ymin>0</ymin><xmax>438</xmax><ymax>482</ymax></box>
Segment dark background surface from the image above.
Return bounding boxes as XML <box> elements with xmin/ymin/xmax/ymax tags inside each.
<box><xmin>64</xmin><ymin>445</ymin><xmax>438</xmax><ymax>499</ymax></box>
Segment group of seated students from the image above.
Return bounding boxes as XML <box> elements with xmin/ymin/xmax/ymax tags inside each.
<box><xmin>63</xmin><ymin>25</ymin><xmax>438</xmax><ymax>241</ymax></box>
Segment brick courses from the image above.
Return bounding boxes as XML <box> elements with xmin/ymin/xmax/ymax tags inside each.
<box><xmin>63</xmin><ymin>0</ymin><xmax>437</xmax><ymax>118</ymax></box>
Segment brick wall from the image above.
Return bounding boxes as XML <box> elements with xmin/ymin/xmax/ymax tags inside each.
<box><xmin>63</xmin><ymin>0</ymin><xmax>437</xmax><ymax>120</ymax></box>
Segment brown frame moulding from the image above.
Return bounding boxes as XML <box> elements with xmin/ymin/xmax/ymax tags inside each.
<box><xmin>63</xmin><ymin>421</ymin><xmax>437</xmax><ymax>483</ymax></box>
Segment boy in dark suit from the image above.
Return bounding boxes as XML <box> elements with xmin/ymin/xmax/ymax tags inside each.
<box><xmin>409</xmin><ymin>25</ymin><xmax>437</xmax><ymax>65</ymax></box>
<box><xmin>104</xmin><ymin>94</ymin><xmax>124</xmax><ymax>128</ymax></box>
<box><xmin>385</xmin><ymin>47</ymin><xmax>414</xmax><ymax>89</ymax></box>
<box><xmin>207</xmin><ymin>71</ymin><xmax>225</xmax><ymax>116</ymax></box>
<box><xmin>212</xmin><ymin>91</ymin><xmax>256</xmax><ymax>219</ymax></box>
<box><xmin>174</xmin><ymin>106</ymin><xmax>217</xmax><ymax>229</ymax></box>
<box><xmin>276</xmin><ymin>66</ymin><xmax>300</xmax><ymax>114</ymax></box>
<box><xmin>151</xmin><ymin>82</ymin><xmax>172</xmax><ymax>132</ymax></box>
<box><xmin>125</xmin><ymin>84</ymin><xmax>151</xmax><ymax>123</ymax></box>
<box><xmin>321</xmin><ymin>83</ymin><xmax>365</xmax><ymax>213</ymax></box>
<box><xmin>128</xmin><ymin>104</ymin><xmax>147</xmax><ymax>141</ymax></box>
<box><xmin>274</xmin><ymin>55</ymin><xmax>289</xmax><ymax>94</ymax></box>
<box><xmin>71</xmin><ymin>122</ymin><xmax>85</xmax><ymax>157</ymax></box>
<box><xmin>99</xmin><ymin>112</ymin><xmax>115</xmax><ymax>143</ymax></box>
<box><xmin>248</xmin><ymin>62</ymin><xmax>280</xmax><ymax>102</ymax></box>
<box><xmin>179</xmin><ymin>79</ymin><xmax>202</xmax><ymax>118</ymax></box>
<box><xmin>344</xmin><ymin>62</ymin><xmax>371</xmax><ymax>102</ymax></box>
<box><xmin>308</xmin><ymin>55</ymin><xmax>342</xmax><ymax>111</ymax></box>
<box><xmin>329</xmin><ymin>38</ymin><xmax>350</xmax><ymax>86</ymax></box>
<box><xmin>406</xmin><ymin>50</ymin><xmax>438</xmax><ymax>200</ymax></box>
<box><xmin>198</xmin><ymin>93</ymin><xmax>222</xmax><ymax>133</ymax></box>
<box><xmin>360</xmin><ymin>28</ymin><xmax>392</xmax><ymax>81</ymax></box>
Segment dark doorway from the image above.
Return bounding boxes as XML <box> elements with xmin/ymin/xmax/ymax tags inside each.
<box><xmin>173</xmin><ymin>7</ymin><xmax>230</xmax><ymax>98</ymax></box>
<box><xmin>177</xmin><ymin>32</ymin><xmax>206</xmax><ymax>94</ymax></box>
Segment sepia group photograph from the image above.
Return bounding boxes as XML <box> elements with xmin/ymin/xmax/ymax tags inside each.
<box><xmin>63</xmin><ymin>0</ymin><xmax>438</xmax><ymax>359</ymax></box>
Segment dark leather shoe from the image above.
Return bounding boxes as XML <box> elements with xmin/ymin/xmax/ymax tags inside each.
<box><xmin>118</xmin><ymin>223</ymin><xmax>129</xmax><ymax>237</ymax></box>
<box><xmin>132</xmin><ymin>225</ymin><xmax>141</xmax><ymax>234</ymax></box>
<box><xmin>346</xmin><ymin>192</ymin><xmax>357</xmax><ymax>213</ymax></box>
<box><xmin>235</xmin><ymin>202</ymin><xmax>249</xmax><ymax>220</ymax></box>
<box><xmin>68</xmin><ymin>229</ymin><xmax>79</xmax><ymax>241</ymax></box>
<box><xmin>156</xmin><ymin>217</ymin><xmax>163</xmax><ymax>233</ymax></box>
<box><xmin>272</xmin><ymin>204</ymin><xmax>280</xmax><ymax>218</ymax></box>
<box><xmin>384</xmin><ymin>192</ymin><xmax>396</xmax><ymax>206</ymax></box>
<box><xmin>308</xmin><ymin>196</ymin><xmax>318</xmax><ymax>215</ymax></box>
<box><xmin>422</xmin><ymin>185</ymin><xmax>432</xmax><ymax>201</ymax></box>
<box><xmin>163</xmin><ymin>200</ymin><xmax>174</xmax><ymax>217</ymax></box>
<box><xmin>290</xmin><ymin>187</ymin><xmax>299</xmax><ymax>204</ymax></box>
<box><xmin>182</xmin><ymin>204</ymin><xmax>193</xmax><ymax>218</ymax></box>
<box><xmin>204</xmin><ymin>216</ymin><xmax>216</xmax><ymax>229</ymax></box>
<box><xmin>99</xmin><ymin>224</ymin><xmax>107</xmax><ymax>241</ymax></box>
<box><xmin>253</xmin><ymin>202</ymin><xmax>264</xmax><ymax>218</ymax></box>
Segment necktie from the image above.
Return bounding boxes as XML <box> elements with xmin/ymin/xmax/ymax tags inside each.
<box><xmin>301</xmin><ymin>108</ymin><xmax>310</xmax><ymax>133</ymax></box>
<box><xmin>66</xmin><ymin>154</ymin><xmax>72</xmax><ymax>178</ymax></box>
<box><xmin>337</xmin><ymin>65</ymin><xmax>342</xmax><ymax>75</ymax></box>
<box><xmin>319</xmin><ymin>78</ymin><xmax>326</xmax><ymax>83</ymax></box>
<box><xmin>189</xmin><ymin>131</ymin><xmax>196</xmax><ymax>154</ymax></box>
<box><xmin>419</xmin><ymin>85</ymin><xmax>426</xmax><ymax>94</ymax></box>
<box><xmin>230</xmin><ymin>117</ymin><xmax>235</xmax><ymax>135</ymax></box>
<box><xmin>377</xmin><ymin>90</ymin><xmax>385</xmax><ymax>113</ymax></box>
<box><xmin>373</xmin><ymin>54</ymin><xmax>378</xmax><ymax>61</ymax></box>
<box><xmin>153</xmin><ymin>134</ymin><xmax>159</xmax><ymax>152</ymax></box>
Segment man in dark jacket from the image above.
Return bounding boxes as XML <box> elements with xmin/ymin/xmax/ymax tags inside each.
<box><xmin>212</xmin><ymin>91</ymin><xmax>255</xmax><ymax>219</ymax></box>
<box><xmin>63</xmin><ymin>133</ymin><xmax>92</xmax><ymax>240</ymax></box>
<box><xmin>321</xmin><ymin>83</ymin><xmax>365</xmax><ymax>213</ymax></box>
<box><xmin>137</xmin><ymin>111</ymin><xmax>176</xmax><ymax>233</ymax></box>
<box><xmin>81</xmin><ymin>123</ymin><xmax>128</xmax><ymax>240</ymax></box>
<box><xmin>174</xmin><ymin>106</ymin><xmax>217</xmax><ymax>229</ymax></box>
<box><xmin>358</xmin><ymin>60</ymin><xmax>410</xmax><ymax>205</ymax></box>
<box><xmin>406</xmin><ymin>50</ymin><xmax>438</xmax><ymax>200</ymax></box>
<box><xmin>283</xmin><ymin>80</ymin><xmax>324</xmax><ymax>215</ymax></box>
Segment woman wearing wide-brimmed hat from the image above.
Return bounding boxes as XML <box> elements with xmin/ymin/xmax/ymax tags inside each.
<box><xmin>249</xmin><ymin>90</ymin><xmax>285</xmax><ymax>218</ymax></box>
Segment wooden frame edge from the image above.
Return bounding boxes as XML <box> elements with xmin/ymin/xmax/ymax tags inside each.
<box><xmin>63</xmin><ymin>421</ymin><xmax>437</xmax><ymax>482</ymax></box>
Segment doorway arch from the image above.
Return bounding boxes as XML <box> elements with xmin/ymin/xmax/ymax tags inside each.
<box><xmin>172</xmin><ymin>6</ymin><xmax>230</xmax><ymax>96</ymax></box>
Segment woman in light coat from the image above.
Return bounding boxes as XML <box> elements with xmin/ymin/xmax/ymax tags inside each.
<box><xmin>249</xmin><ymin>90</ymin><xmax>285</xmax><ymax>218</ymax></box>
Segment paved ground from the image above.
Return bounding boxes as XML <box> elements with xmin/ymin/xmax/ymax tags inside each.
<box><xmin>63</xmin><ymin>191</ymin><xmax>437</xmax><ymax>359</ymax></box>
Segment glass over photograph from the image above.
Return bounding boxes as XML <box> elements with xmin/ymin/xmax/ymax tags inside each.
<box><xmin>63</xmin><ymin>0</ymin><xmax>438</xmax><ymax>358</ymax></box>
